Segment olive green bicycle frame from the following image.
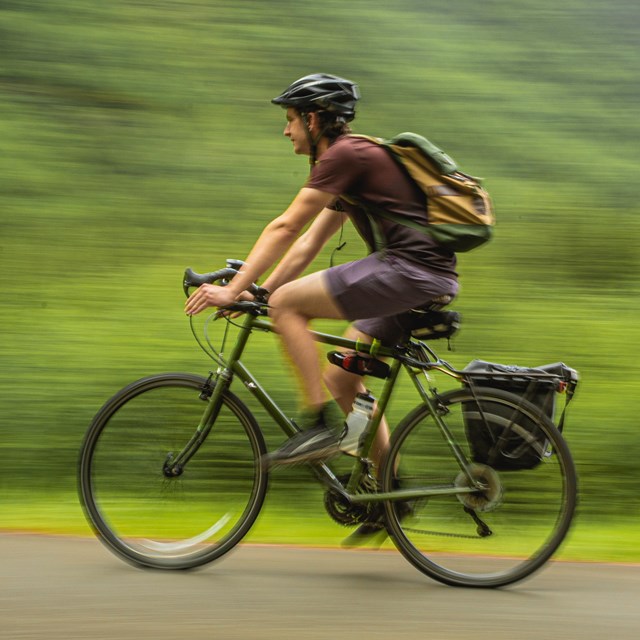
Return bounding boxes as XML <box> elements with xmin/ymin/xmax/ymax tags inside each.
<box><xmin>168</xmin><ymin>311</ymin><xmax>482</xmax><ymax>505</ymax></box>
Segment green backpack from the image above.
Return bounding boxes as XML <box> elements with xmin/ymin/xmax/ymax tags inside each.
<box><xmin>346</xmin><ymin>133</ymin><xmax>494</xmax><ymax>252</ymax></box>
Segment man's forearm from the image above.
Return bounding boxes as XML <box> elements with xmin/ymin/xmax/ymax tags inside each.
<box><xmin>262</xmin><ymin>236</ymin><xmax>319</xmax><ymax>293</ymax></box>
<box><xmin>263</xmin><ymin>208</ymin><xmax>344</xmax><ymax>293</ymax></box>
<box><xmin>228</xmin><ymin>189</ymin><xmax>337</xmax><ymax>298</ymax></box>
<box><xmin>229</xmin><ymin>221</ymin><xmax>299</xmax><ymax>296</ymax></box>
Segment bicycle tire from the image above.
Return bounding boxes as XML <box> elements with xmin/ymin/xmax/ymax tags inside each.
<box><xmin>381</xmin><ymin>387</ymin><xmax>577</xmax><ymax>588</ymax></box>
<box><xmin>78</xmin><ymin>372</ymin><xmax>268</xmax><ymax>569</ymax></box>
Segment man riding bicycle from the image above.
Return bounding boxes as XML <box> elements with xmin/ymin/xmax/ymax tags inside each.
<box><xmin>185</xmin><ymin>74</ymin><xmax>459</xmax><ymax>539</ymax></box>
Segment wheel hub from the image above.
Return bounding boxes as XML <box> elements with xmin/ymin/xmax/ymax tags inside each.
<box><xmin>455</xmin><ymin>463</ymin><xmax>503</xmax><ymax>512</ymax></box>
<box><xmin>162</xmin><ymin>453</ymin><xmax>184</xmax><ymax>478</ymax></box>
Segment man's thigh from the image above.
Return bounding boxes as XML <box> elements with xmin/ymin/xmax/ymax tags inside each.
<box><xmin>268</xmin><ymin>271</ymin><xmax>345</xmax><ymax>320</ymax></box>
<box><xmin>324</xmin><ymin>252</ymin><xmax>457</xmax><ymax>322</ymax></box>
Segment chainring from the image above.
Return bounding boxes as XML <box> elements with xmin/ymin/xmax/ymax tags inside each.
<box><xmin>324</xmin><ymin>473</ymin><xmax>378</xmax><ymax>526</ymax></box>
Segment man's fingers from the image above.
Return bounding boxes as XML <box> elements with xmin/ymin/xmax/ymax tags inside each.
<box><xmin>184</xmin><ymin>283</ymin><xmax>237</xmax><ymax>315</ymax></box>
<box><xmin>185</xmin><ymin>286</ymin><xmax>208</xmax><ymax>315</ymax></box>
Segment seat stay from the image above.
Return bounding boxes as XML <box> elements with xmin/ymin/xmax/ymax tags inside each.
<box><xmin>405</xmin><ymin>364</ymin><xmax>478</xmax><ymax>485</ymax></box>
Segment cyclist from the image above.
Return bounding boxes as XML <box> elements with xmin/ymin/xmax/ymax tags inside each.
<box><xmin>185</xmin><ymin>73</ymin><xmax>458</xmax><ymax>538</ymax></box>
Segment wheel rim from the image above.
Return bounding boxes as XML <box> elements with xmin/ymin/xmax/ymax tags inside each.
<box><xmin>80</xmin><ymin>376</ymin><xmax>266</xmax><ymax>568</ymax></box>
<box><xmin>383</xmin><ymin>389</ymin><xmax>576</xmax><ymax>587</ymax></box>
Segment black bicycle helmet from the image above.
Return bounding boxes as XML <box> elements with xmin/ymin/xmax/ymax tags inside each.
<box><xmin>271</xmin><ymin>73</ymin><xmax>360</xmax><ymax>121</ymax></box>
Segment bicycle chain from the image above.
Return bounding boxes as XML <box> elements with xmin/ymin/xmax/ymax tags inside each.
<box><xmin>395</xmin><ymin>475</ymin><xmax>491</xmax><ymax>539</ymax></box>
<box><xmin>401</xmin><ymin>526</ymin><xmax>483</xmax><ymax>539</ymax></box>
<box><xmin>400</xmin><ymin>504</ymin><xmax>490</xmax><ymax>539</ymax></box>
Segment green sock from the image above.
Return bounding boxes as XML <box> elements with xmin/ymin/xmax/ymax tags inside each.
<box><xmin>321</xmin><ymin>399</ymin><xmax>346</xmax><ymax>434</ymax></box>
<box><xmin>296</xmin><ymin>399</ymin><xmax>344</xmax><ymax>432</ymax></box>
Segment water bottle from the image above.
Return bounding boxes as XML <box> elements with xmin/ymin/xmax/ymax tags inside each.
<box><xmin>340</xmin><ymin>391</ymin><xmax>376</xmax><ymax>456</ymax></box>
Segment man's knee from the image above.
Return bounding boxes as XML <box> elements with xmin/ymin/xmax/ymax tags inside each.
<box><xmin>267</xmin><ymin>275</ymin><xmax>344</xmax><ymax>322</ymax></box>
<box><xmin>267</xmin><ymin>286</ymin><xmax>299</xmax><ymax>327</ymax></box>
<box><xmin>267</xmin><ymin>284</ymin><xmax>287</xmax><ymax>307</ymax></box>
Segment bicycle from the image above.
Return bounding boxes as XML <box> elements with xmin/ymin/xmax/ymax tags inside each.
<box><xmin>78</xmin><ymin>260</ymin><xmax>578</xmax><ymax>588</ymax></box>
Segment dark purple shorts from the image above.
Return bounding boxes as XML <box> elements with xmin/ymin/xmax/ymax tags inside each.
<box><xmin>323</xmin><ymin>252</ymin><xmax>458</xmax><ymax>346</ymax></box>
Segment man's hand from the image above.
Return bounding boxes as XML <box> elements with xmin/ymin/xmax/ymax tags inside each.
<box><xmin>185</xmin><ymin>284</ymin><xmax>238</xmax><ymax>316</ymax></box>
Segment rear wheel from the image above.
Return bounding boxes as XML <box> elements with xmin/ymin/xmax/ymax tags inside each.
<box><xmin>78</xmin><ymin>373</ymin><xmax>268</xmax><ymax>569</ymax></box>
<box><xmin>381</xmin><ymin>387</ymin><xmax>577</xmax><ymax>588</ymax></box>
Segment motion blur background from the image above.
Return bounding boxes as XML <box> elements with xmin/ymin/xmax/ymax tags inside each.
<box><xmin>1</xmin><ymin>0</ymin><xmax>638</xmax><ymax>559</ymax></box>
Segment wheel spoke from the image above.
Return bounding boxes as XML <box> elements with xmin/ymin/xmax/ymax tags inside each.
<box><xmin>79</xmin><ymin>374</ymin><xmax>268</xmax><ymax>569</ymax></box>
<box><xmin>382</xmin><ymin>387</ymin><xmax>577</xmax><ymax>588</ymax></box>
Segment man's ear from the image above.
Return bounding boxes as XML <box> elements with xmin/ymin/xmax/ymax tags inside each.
<box><xmin>307</xmin><ymin>111</ymin><xmax>322</xmax><ymax>135</ymax></box>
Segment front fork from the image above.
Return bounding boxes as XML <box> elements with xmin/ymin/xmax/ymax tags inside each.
<box><xmin>162</xmin><ymin>368</ymin><xmax>232</xmax><ymax>477</ymax></box>
<box><xmin>163</xmin><ymin>314</ymin><xmax>256</xmax><ymax>477</ymax></box>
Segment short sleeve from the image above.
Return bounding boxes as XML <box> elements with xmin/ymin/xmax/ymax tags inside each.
<box><xmin>305</xmin><ymin>138</ymin><xmax>363</xmax><ymax>196</ymax></box>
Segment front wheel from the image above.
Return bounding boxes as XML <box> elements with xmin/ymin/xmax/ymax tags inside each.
<box><xmin>381</xmin><ymin>387</ymin><xmax>577</xmax><ymax>588</ymax></box>
<box><xmin>78</xmin><ymin>373</ymin><xmax>268</xmax><ymax>569</ymax></box>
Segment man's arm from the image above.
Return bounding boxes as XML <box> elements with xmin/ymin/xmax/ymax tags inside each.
<box><xmin>261</xmin><ymin>206</ymin><xmax>346</xmax><ymax>294</ymax></box>
<box><xmin>185</xmin><ymin>187</ymin><xmax>336</xmax><ymax>315</ymax></box>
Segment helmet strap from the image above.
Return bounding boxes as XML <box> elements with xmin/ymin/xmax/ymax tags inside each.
<box><xmin>301</xmin><ymin>111</ymin><xmax>329</xmax><ymax>169</ymax></box>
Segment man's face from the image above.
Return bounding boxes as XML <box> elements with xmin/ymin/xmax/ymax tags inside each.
<box><xmin>283</xmin><ymin>107</ymin><xmax>311</xmax><ymax>156</ymax></box>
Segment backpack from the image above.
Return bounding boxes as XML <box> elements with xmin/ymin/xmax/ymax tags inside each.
<box><xmin>346</xmin><ymin>133</ymin><xmax>494</xmax><ymax>253</ymax></box>
<box><xmin>462</xmin><ymin>361</ymin><xmax>579</xmax><ymax>471</ymax></box>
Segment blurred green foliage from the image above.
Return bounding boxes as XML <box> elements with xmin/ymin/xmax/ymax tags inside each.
<box><xmin>1</xmin><ymin>0</ymin><xmax>639</xmax><ymax>554</ymax></box>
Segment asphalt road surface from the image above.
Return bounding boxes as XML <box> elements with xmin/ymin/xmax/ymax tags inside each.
<box><xmin>1</xmin><ymin>534</ymin><xmax>638</xmax><ymax>640</ymax></box>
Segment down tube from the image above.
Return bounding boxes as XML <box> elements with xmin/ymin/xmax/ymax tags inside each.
<box><xmin>230</xmin><ymin>359</ymin><xmax>298</xmax><ymax>438</ymax></box>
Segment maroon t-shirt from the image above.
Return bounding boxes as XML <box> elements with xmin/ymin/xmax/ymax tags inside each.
<box><xmin>306</xmin><ymin>135</ymin><xmax>457</xmax><ymax>276</ymax></box>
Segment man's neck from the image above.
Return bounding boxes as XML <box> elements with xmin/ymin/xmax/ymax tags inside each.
<box><xmin>315</xmin><ymin>137</ymin><xmax>330</xmax><ymax>158</ymax></box>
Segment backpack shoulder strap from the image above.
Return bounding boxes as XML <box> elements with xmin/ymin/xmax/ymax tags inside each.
<box><xmin>343</xmin><ymin>133</ymin><xmax>433</xmax><ymax>233</ymax></box>
<box><xmin>340</xmin><ymin>193</ymin><xmax>431</xmax><ymax>236</ymax></box>
<box><xmin>387</xmin><ymin>132</ymin><xmax>459</xmax><ymax>175</ymax></box>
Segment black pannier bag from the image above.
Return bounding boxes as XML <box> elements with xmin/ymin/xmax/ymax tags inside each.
<box><xmin>462</xmin><ymin>360</ymin><xmax>578</xmax><ymax>471</ymax></box>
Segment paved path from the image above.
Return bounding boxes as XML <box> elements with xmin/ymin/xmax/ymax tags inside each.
<box><xmin>1</xmin><ymin>534</ymin><xmax>638</xmax><ymax>639</ymax></box>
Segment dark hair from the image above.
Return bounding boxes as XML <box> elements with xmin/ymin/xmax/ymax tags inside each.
<box><xmin>315</xmin><ymin>110</ymin><xmax>352</xmax><ymax>140</ymax></box>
